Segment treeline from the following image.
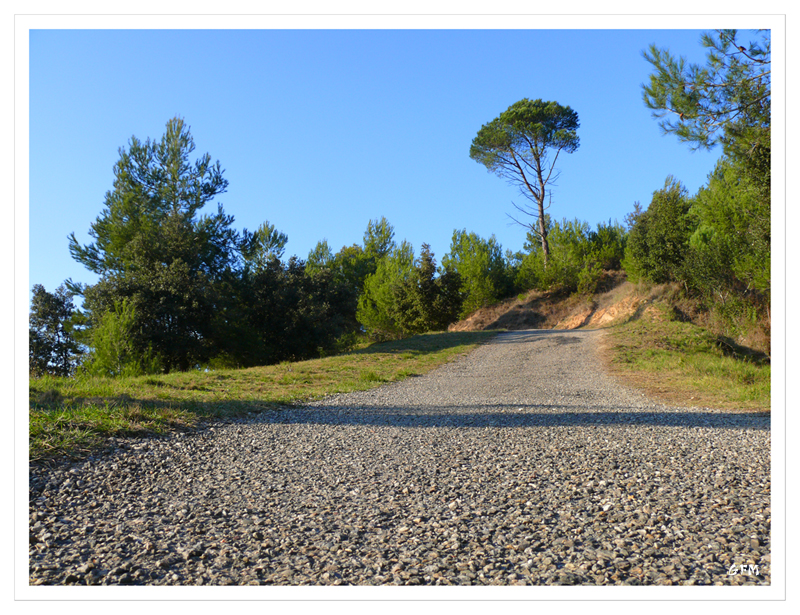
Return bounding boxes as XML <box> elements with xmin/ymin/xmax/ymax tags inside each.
<box><xmin>628</xmin><ymin>29</ymin><xmax>770</xmax><ymax>347</ymax></box>
<box><xmin>30</xmin><ymin>30</ymin><xmax>770</xmax><ymax>377</ymax></box>
<box><xmin>27</xmin><ymin>118</ymin><xmax>628</xmax><ymax>378</ymax></box>
<box><xmin>29</xmin><ymin>120</ymin><xmax>766</xmax><ymax>378</ymax></box>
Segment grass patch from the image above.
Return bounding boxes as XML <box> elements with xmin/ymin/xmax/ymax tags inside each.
<box><xmin>600</xmin><ymin>313</ymin><xmax>770</xmax><ymax>412</ymax></box>
<box><xmin>29</xmin><ymin>330</ymin><xmax>498</xmax><ymax>465</ymax></box>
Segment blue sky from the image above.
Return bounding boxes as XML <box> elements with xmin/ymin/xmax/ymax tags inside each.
<box><xmin>13</xmin><ymin>10</ymin><xmax>791</xmax><ymax>602</ymax></box>
<box><xmin>27</xmin><ymin>24</ymin><xmax>768</xmax><ymax>298</ymax></box>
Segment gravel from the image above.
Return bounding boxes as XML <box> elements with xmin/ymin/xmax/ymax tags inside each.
<box><xmin>29</xmin><ymin>329</ymin><xmax>771</xmax><ymax>586</ymax></box>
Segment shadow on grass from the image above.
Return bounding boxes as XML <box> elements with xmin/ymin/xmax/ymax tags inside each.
<box><xmin>30</xmin><ymin>327</ymin><xmax>768</xmax><ymax>467</ymax></box>
<box><xmin>347</xmin><ymin>330</ymin><xmax>499</xmax><ymax>356</ymax></box>
<box><xmin>34</xmin><ymin>394</ymin><xmax>769</xmax><ymax>431</ymax></box>
<box><xmin>713</xmin><ymin>335</ymin><xmax>771</xmax><ymax>366</ymax></box>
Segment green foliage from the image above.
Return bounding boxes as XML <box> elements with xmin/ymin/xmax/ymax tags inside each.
<box><xmin>357</xmin><ymin>242</ymin><xmax>463</xmax><ymax>340</ymax></box>
<box><xmin>642</xmin><ymin>29</ymin><xmax>770</xmax><ymax>157</ymax></box>
<box><xmin>392</xmin><ymin>244</ymin><xmax>463</xmax><ymax>336</ymax></box>
<box><xmin>29</xmin><ymin>284</ymin><xmax>82</xmax><ymax>377</ymax></box>
<box><xmin>622</xmin><ymin>177</ymin><xmax>695</xmax><ymax>284</ymax></box>
<box><xmin>331</xmin><ymin>244</ymin><xmax>372</xmax><ymax>292</ymax></box>
<box><xmin>242</xmin><ymin>220</ymin><xmax>288</xmax><ymax>270</ymax></box>
<box><xmin>642</xmin><ymin>29</ymin><xmax>770</xmax><ymax>231</ymax></box>
<box><xmin>577</xmin><ymin>262</ymin><xmax>604</xmax><ymax>296</ymax></box>
<box><xmin>592</xmin><ymin>220</ymin><xmax>628</xmax><ymax>271</ymax></box>
<box><xmin>69</xmin><ymin>117</ymin><xmax>244</xmax><ymax>372</ymax></box>
<box><xmin>640</xmin><ymin>30</ymin><xmax>770</xmax><ymax>349</ymax></box>
<box><xmin>82</xmin><ymin>299</ymin><xmax>163</xmax><ymax>377</ymax></box>
<box><xmin>686</xmin><ymin>157</ymin><xmax>770</xmax><ymax>298</ymax></box>
<box><xmin>470</xmin><ymin>98</ymin><xmax>580</xmax><ymax>261</ymax></box>
<box><xmin>231</xmin><ymin>257</ymin><xmax>360</xmax><ymax>366</ymax></box>
<box><xmin>442</xmin><ymin>230</ymin><xmax>509</xmax><ymax>318</ymax></box>
<box><xmin>306</xmin><ymin>239</ymin><xmax>335</xmax><ymax>274</ymax></box>
<box><xmin>322</xmin><ymin>218</ymin><xmax>398</xmax><ymax>299</ymax></box>
<box><xmin>356</xmin><ymin>241</ymin><xmax>415</xmax><ymax>340</ymax></box>
<box><xmin>363</xmin><ymin>216</ymin><xmax>396</xmax><ymax>262</ymax></box>
<box><xmin>68</xmin><ymin>117</ymin><xmax>235</xmax><ymax>277</ymax></box>
<box><xmin>516</xmin><ymin>218</ymin><xmax>626</xmax><ymax>294</ymax></box>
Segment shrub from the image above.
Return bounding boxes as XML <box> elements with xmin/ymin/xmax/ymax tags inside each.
<box><xmin>622</xmin><ymin>177</ymin><xmax>695</xmax><ymax>284</ymax></box>
<box><xmin>516</xmin><ymin>218</ymin><xmax>626</xmax><ymax>295</ymax></box>
<box><xmin>442</xmin><ymin>230</ymin><xmax>508</xmax><ymax>317</ymax></box>
<box><xmin>82</xmin><ymin>299</ymin><xmax>163</xmax><ymax>377</ymax></box>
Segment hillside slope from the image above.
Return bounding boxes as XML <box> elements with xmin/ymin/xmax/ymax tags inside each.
<box><xmin>448</xmin><ymin>272</ymin><xmax>770</xmax><ymax>412</ymax></box>
<box><xmin>449</xmin><ymin>271</ymin><xmax>646</xmax><ymax>333</ymax></box>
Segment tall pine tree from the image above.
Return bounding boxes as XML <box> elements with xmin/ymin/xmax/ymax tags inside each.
<box><xmin>69</xmin><ymin>117</ymin><xmax>244</xmax><ymax>372</ymax></box>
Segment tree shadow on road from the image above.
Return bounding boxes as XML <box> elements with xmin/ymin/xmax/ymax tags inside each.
<box><xmin>247</xmin><ymin>401</ymin><xmax>770</xmax><ymax>431</ymax></box>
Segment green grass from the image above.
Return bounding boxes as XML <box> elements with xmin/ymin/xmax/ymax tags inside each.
<box><xmin>29</xmin><ymin>330</ymin><xmax>499</xmax><ymax>464</ymax></box>
<box><xmin>601</xmin><ymin>308</ymin><xmax>770</xmax><ymax>412</ymax></box>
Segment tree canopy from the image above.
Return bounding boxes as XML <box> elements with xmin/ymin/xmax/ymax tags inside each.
<box><xmin>68</xmin><ymin>117</ymin><xmax>237</xmax><ymax>279</ymax></box>
<box><xmin>29</xmin><ymin>284</ymin><xmax>82</xmax><ymax>377</ymax></box>
<box><xmin>68</xmin><ymin>117</ymin><xmax>247</xmax><ymax>372</ymax></box>
<box><xmin>442</xmin><ymin>230</ymin><xmax>508</xmax><ymax>318</ymax></box>
<box><xmin>470</xmin><ymin>98</ymin><xmax>580</xmax><ymax>265</ymax></box>
<box><xmin>640</xmin><ymin>29</ymin><xmax>771</xmax><ymax>339</ymax></box>
<box><xmin>642</xmin><ymin>29</ymin><xmax>770</xmax><ymax>170</ymax></box>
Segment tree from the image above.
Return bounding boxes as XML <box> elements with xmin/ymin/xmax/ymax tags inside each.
<box><xmin>642</xmin><ymin>30</ymin><xmax>770</xmax><ymax>327</ymax></box>
<box><xmin>242</xmin><ymin>220</ymin><xmax>288</xmax><ymax>271</ymax></box>
<box><xmin>642</xmin><ymin>30</ymin><xmax>770</xmax><ymax>179</ymax></box>
<box><xmin>686</xmin><ymin>156</ymin><xmax>770</xmax><ymax>299</ymax></box>
<box><xmin>394</xmin><ymin>244</ymin><xmax>462</xmax><ymax>335</ymax></box>
<box><xmin>442</xmin><ymin>230</ymin><xmax>508</xmax><ymax>318</ymax></box>
<box><xmin>470</xmin><ymin>98</ymin><xmax>580</xmax><ymax>265</ymax></box>
<box><xmin>356</xmin><ymin>241</ymin><xmax>415</xmax><ymax>340</ymax></box>
<box><xmin>82</xmin><ymin>299</ymin><xmax>162</xmax><ymax>377</ymax></box>
<box><xmin>363</xmin><ymin>216</ymin><xmax>396</xmax><ymax>262</ymax></box>
<box><xmin>315</xmin><ymin>218</ymin><xmax>397</xmax><ymax>298</ymax></box>
<box><xmin>231</xmin><ymin>257</ymin><xmax>360</xmax><ymax>366</ymax></box>
<box><xmin>29</xmin><ymin>284</ymin><xmax>82</xmax><ymax>377</ymax></box>
<box><xmin>622</xmin><ymin>177</ymin><xmax>695</xmax><ymax>285</ymax></box>
<box><xmin>357</xmin><ymin>242</ymin><xmax>462</xmax><ymax>340</ymax></box>
<box><xmin>306</xmin><ymin>239</ymin><xmax>335</xmax><ymax>274</ymax></box>
<box><xmin>68</xmin><ymin>117</ymin><xmax>245</xmax><ymax>372</ymax></box>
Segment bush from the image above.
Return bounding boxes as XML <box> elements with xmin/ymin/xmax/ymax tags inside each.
<box><xmin>622</xmin><ymin>177</ymin><xmax>695</xmax><ymax>284</ymax></box>
<box><xmin>233</xmin><ymin>257</ymin><xmax>361</xmax><ymax>365</ymax></box>
<box><xmin>82</xmin><ymin>299</ymin><xmax>163</xmax><ymax>377</ymax></box>
<box><xmin>442</xmin><ymin>230</ymin><xmax>509</xmax><ymax>318</ymax></box>
<box><xmin>577</xmin><ymin>262</ymin><xmax>604</xmax><ymax>296</ymax></box>
<box><xmin>393</xmin><ymin>245</ymin><xmax>463</xmax><ymax>336</ymax></box>
<box><xmin>516</xmin><ymin>218</ymin><xmax>626</xmax><ymax>294</ymax></box>
<box><xmin>684</xmin><ymin>157</ymin><xmax>770</xmax><ymax>298</ymax></box>
<box><xmin>357</xmin><ymin>242</ymin><xmax>416</xmax><ymax>340</ymax></box>
<box><xmin>358</xmin><ymin>243</ymin><xmax>463</xmax><ymax>340</ymax></box>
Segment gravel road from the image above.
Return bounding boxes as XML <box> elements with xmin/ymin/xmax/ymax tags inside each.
<box><xmin>29</xmin><ymin>329</ymin><xmax>771</xmax><ymax>586</ymax></box>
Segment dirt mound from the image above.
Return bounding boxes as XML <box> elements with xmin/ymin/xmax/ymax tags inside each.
<box><xmin>449</xmin><ymin>271</ymin><xmax>641</xmax><ymax>332</ymax></box>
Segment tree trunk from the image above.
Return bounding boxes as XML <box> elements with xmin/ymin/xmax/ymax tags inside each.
<box><xmin>538</xmin><ymin>202</ymin><xmax>550</xmax><ymax>268</ymax></box>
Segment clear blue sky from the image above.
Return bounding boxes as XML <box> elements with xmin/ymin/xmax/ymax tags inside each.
<box><xmin>28</xmin><ymin>26</ymin><xmax>748</xmax><ymax>297</ymax></box>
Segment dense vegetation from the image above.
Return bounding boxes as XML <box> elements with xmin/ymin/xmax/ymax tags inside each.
<box><xmin>30</xmin><ymin>29</ymin><xmax>770</xmax><ymax>381</ymax></box>
<box><xmin>628</xmin><ymin>29</ymin><xmax>771</xmax><ymax>350</ymax></box>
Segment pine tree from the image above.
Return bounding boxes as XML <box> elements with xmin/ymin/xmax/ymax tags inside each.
<box><xmin>68</xmin><ymin>117</ymin><xmax>244</xmax><ymax>372</ymax></box>
<box><xmin>29</xmin><ymin>284</ymin><xmax>82</xmax><ymax>377</ymax></box>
